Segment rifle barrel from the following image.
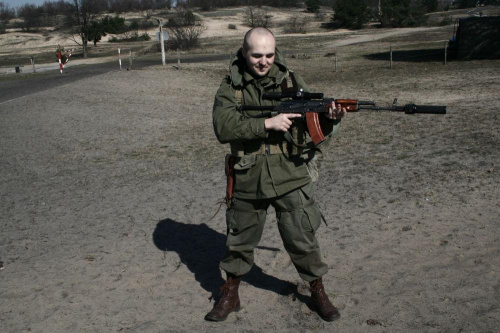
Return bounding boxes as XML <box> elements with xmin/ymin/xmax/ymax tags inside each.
<box><xmin>358</xmin><ymin>104</ymin><xmax>446</xmax><ymax>114</ymax></box>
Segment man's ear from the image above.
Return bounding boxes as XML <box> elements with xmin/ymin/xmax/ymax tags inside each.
<box><xmin>242</xmin><ymin>46</ymin><xmax>247</xmax><ymax>59</ymax></box>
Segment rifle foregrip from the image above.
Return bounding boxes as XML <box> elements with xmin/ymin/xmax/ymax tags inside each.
<box><xmin>407</xmin><ymin>104</ymin><xmax>447</xmax><ymax>114</ymax></box>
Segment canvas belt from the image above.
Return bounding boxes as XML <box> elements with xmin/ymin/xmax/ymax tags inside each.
<box><xmin>230</xmin><ymin>142</ymin><xmax>283</xmax><ymax>156</ymax></box>
<box><xmin>246</xmin><ymin>142</ymin><xmax>282</xmax><ymax>155</ymax></box>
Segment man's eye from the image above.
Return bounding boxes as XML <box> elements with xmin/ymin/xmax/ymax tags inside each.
<box><xmin>266</xmin><ymin>54</ymin><xmax>275</xmax><ymax>58</ymax></box>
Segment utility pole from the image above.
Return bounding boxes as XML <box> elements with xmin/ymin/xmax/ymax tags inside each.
<box><xmin>158</xmin><ymin>19</ymin><xmax>166</xmax><ymax>66</ymax></box>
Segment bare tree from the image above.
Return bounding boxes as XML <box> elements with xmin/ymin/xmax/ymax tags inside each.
<box><xmin>66</xmin><ymin>0</ymin><xmax>106</xmax><ymax>58</ymax></box>
<box><xmin>283</xmin><ymin>16</ymin><xmax>307</xmax><ymax>33</ymax></box>
<box><xmin>168</xmin><ymin>24</ymin><xmax>205</xmax><ymax>49</ymax></box>
<box><xmin>165</xmin><ymin>9</ymin><xmax>205</xmax><ymax>50</ymax></box>
<box><xmin>0</xmin><ymin>1</ymin><xmax>15</xmax><ymax>33</ymax></box>
<box><xmin>244</xmin><ymin>6</ymin><xmax>271</xmax><ymax>28</ymax></box>
<box><xmin>19</xmin><ymin>4</ymin><xmax>42</xmax><ymax>32</ymax></box>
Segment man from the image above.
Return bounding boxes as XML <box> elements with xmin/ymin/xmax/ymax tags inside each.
<box><xmin>207</xmin><ymin>27</ymin><xmax>346</xmax><ymax>322</ymax></box>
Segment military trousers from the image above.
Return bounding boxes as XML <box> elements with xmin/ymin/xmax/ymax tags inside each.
<box><xmin>219</xmin><ymin>182</ymin><xmax>328</xmax><ymax>282</ymax></box>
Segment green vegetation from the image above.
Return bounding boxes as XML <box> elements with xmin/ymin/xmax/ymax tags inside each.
<box><xmin>305</xmin><ymin>0</ymin><xmax>321</xmax><ymax>13</ymax></box>
<box><xmin>109</xmin><ymin>32</ymin><xmax>151</xmax><ymax>43</ymax></box>
<box><xmin>332</xmin><ymin>0</ymin><xmax>372</xmax><ymax>29</ymax></box>
<box><xmin>379</xmin><ymin>0</ymin><xmax>428</xmax><ymax>27</ymax></box>
<box><xmin>101</xmin><ymin>15</ymin><xmax>126</xmax><ymax>34</ymax></box>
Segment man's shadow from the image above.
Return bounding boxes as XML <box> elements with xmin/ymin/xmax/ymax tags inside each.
<box><xmin>152</xmin><ymin>218</ymin><xmax>307</xmax><ymax>303</ymax></box>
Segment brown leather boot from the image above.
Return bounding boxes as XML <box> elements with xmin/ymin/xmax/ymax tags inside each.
<box><xmin>310</xmin><ymin>278</ymin><xmax>340</xmax><ymax>322</ymax></box>
<box><xmin>204</xmin><ymin>274</ymin><xmax>241</xmax><ymax>321</ymax></box>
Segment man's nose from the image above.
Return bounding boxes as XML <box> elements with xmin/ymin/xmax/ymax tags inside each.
<box><xmin>259</xmin><ymin>57</ymin><xmax>266</xmax><ymax>65</ymax></box>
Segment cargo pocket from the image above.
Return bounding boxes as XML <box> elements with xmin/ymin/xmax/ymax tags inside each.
<box><xmin>299</xmin><ymin>190</ymin><xmax>321</xmax><ymax>232</ymax></box>
<box><xmin>226</xmin><ymin>203</ymin><xmax>260</xmax><ymax>237</ymax></box>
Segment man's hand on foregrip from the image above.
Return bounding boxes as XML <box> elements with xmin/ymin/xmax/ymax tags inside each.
<box><xmin>265</xmin><ymin>113</ymin><xmax>302</xmax><ymax>132</ymax></box>
<box><xmin>325</xmin><ymin>103</ymin><xmax>347</xmax><ymax>120</ymax></box>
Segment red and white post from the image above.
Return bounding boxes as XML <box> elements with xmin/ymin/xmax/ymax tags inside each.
<box><xmin>57</xmin><ymin>50</ymin><xmax>63</xmax><ymax>74</ymax></box>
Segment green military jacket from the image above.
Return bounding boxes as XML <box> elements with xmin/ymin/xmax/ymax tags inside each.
<box><xmin>213</xmin><ymin>47</ymin><xmax>341</xmax><ymax>200</ymax></box>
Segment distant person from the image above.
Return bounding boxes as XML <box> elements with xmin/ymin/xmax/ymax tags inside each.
<box><xmin>207</xmin><ymin>27</ymin><xmax>346</xmax><ymax>322</ymax></box>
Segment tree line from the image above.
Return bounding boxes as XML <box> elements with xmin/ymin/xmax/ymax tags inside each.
<box><xmin>1</xmin><ymin>0</ymin><xmax>498</xmax><ymax>58</ymax></box>
<box><xmin>330</xmin><ymin>0</ymin><xmax>499</xmax><ymax>29</ymax></box>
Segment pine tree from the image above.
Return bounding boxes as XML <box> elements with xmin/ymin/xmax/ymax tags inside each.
<box><xmin>333</xmin><ymin>0</ymin><xmax>372</xmax><ymax>29</ymax></box>
<box><xmin>379</xmin><ymin>0</ymin><xmax>427</xmax><ymax>27</ymax></box>
<box><xmin>305</xmin><ymin>0</ymin><xmax>321</xmax><ymax>13</ymax></box>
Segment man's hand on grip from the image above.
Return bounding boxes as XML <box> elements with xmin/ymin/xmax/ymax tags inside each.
<box><xmin>265</xmin><ymin>113</ymin><xmax>302</xmax><ymax>132</ymax></box>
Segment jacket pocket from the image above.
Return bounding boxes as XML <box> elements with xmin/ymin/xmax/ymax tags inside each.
<box><xmin>234</xmin><ymin>154</ymin><xmax>257</xmax><ymax>171</ymax></box>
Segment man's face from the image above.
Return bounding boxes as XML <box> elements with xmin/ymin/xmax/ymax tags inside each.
<box><xmin>242</xmin><ymin>34</ymin><xmax>276</xmax><ymax>77</ymax></box>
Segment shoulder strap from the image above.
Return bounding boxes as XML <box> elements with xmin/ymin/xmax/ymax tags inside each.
<box><xmin>235</xmin><ymin>88</ymin><xmax>243</xmax><ymax>105</ymax></box>
<box><xmin>281</xmin><ymin>70</ymin><xmax>298</xmax><ymax>92</ymax></box>
<box><xmin>231</xmin><ymin>86</ymin><xmax>245</xmax><ymax>157</ymax></box>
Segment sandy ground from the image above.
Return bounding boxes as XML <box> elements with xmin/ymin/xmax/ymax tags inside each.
<box><xmin>0</xmin><ymin>7</ymin><xmax>331</xmax><ymax>59</ymax></box>
<box><xmin>1</xmin><ymin>38</ymin><xmax>500</xmax><ymax>332</ymax></box>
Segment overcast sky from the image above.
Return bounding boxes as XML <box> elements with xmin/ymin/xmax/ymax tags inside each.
<box><xmin>3</xmin><ymin>0</ymin><xmax>52</xmax><ymax>8</ymax></box>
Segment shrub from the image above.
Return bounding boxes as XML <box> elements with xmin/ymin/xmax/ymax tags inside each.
<box><xmin>167</xmin><ymin>24</ymin><xmax>205</xmax><ymax>50</ymax></box>
<box><xmin>305</xmin><ymin>0</ymin><xmax>320</xmax><ymax>13</ymax></box>
<box><xmin>228</xmin><ymin>23</ymin><xmax>237</xmax><ymax>30</ymax></box>
<box><xmin>101</xmin><ymin>15</ymin><xmax>126</xmax><ymax>34</ymax></box>
<box><xmin>283</xmin><ymin>17</ymin><xmax>307</xmax><ymax>34</ymax></box>
<box><xmin>129</xmin><ymin>20</ymin><xmax>139</xmax><ymax>32</ymax></box>
<box><xmin>108</xmin><ymin>32</ymin><xmax>150</xmax><ymax>43</ymax></box>
<box><xmin>315</xmin><ymin>12</ymin><xmax>326</xmax><ymax>21</ymax></box>
<box><xmin>438</xmin><ymin>15</ymin><xmax>453</xmax><ymax>26</ymax></box>
<box><xmin>166</xmin><ymin>10</ymin><xmax>201</xmax><ymax>27</ymax></box>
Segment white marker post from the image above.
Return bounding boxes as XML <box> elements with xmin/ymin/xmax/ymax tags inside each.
<box><xmin>31</xmin><ymin>56</ymin><xmax>36</xmax><ymax>73</ymax></box>
<box><xmin>118</xmin><ymin>48</ymin><xmax>122</xmax><ymax>70</ymax></box>
<box><xmin>158</xmin><ymin>19</ymin><xmax>166</xmax><ymax>66</ymax></box>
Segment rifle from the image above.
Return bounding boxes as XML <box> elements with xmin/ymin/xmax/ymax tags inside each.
<box><xmin>240</xmin><ymin>90</ymin><xmax>446</xmax><ymax>145</ymax></box>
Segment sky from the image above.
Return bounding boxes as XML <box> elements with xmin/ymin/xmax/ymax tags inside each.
<box><xmin>3</xmin><ymin>0</ymin><xmax>178</xmax><ymax>8</ymax></box>
<box><xmin>2</xmin><ymin>0</ymin><xmax>47</xmax><ymax>8</ymax></box>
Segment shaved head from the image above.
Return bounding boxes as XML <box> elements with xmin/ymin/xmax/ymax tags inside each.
<box><xmin>242</xmin><ymin>28</ymin><xmax>276</xmax><ymax>77</ymax></box>
<box><xmin>243</xmin><ymin>27</ymin><xmax>275</xmax><ymax>51</ymax></box>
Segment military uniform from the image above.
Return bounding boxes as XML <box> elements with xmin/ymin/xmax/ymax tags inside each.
<box><xmin>212</xmin><ymin>48</ymin><xmax>341</xmax><ymax>282</ymax></box>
